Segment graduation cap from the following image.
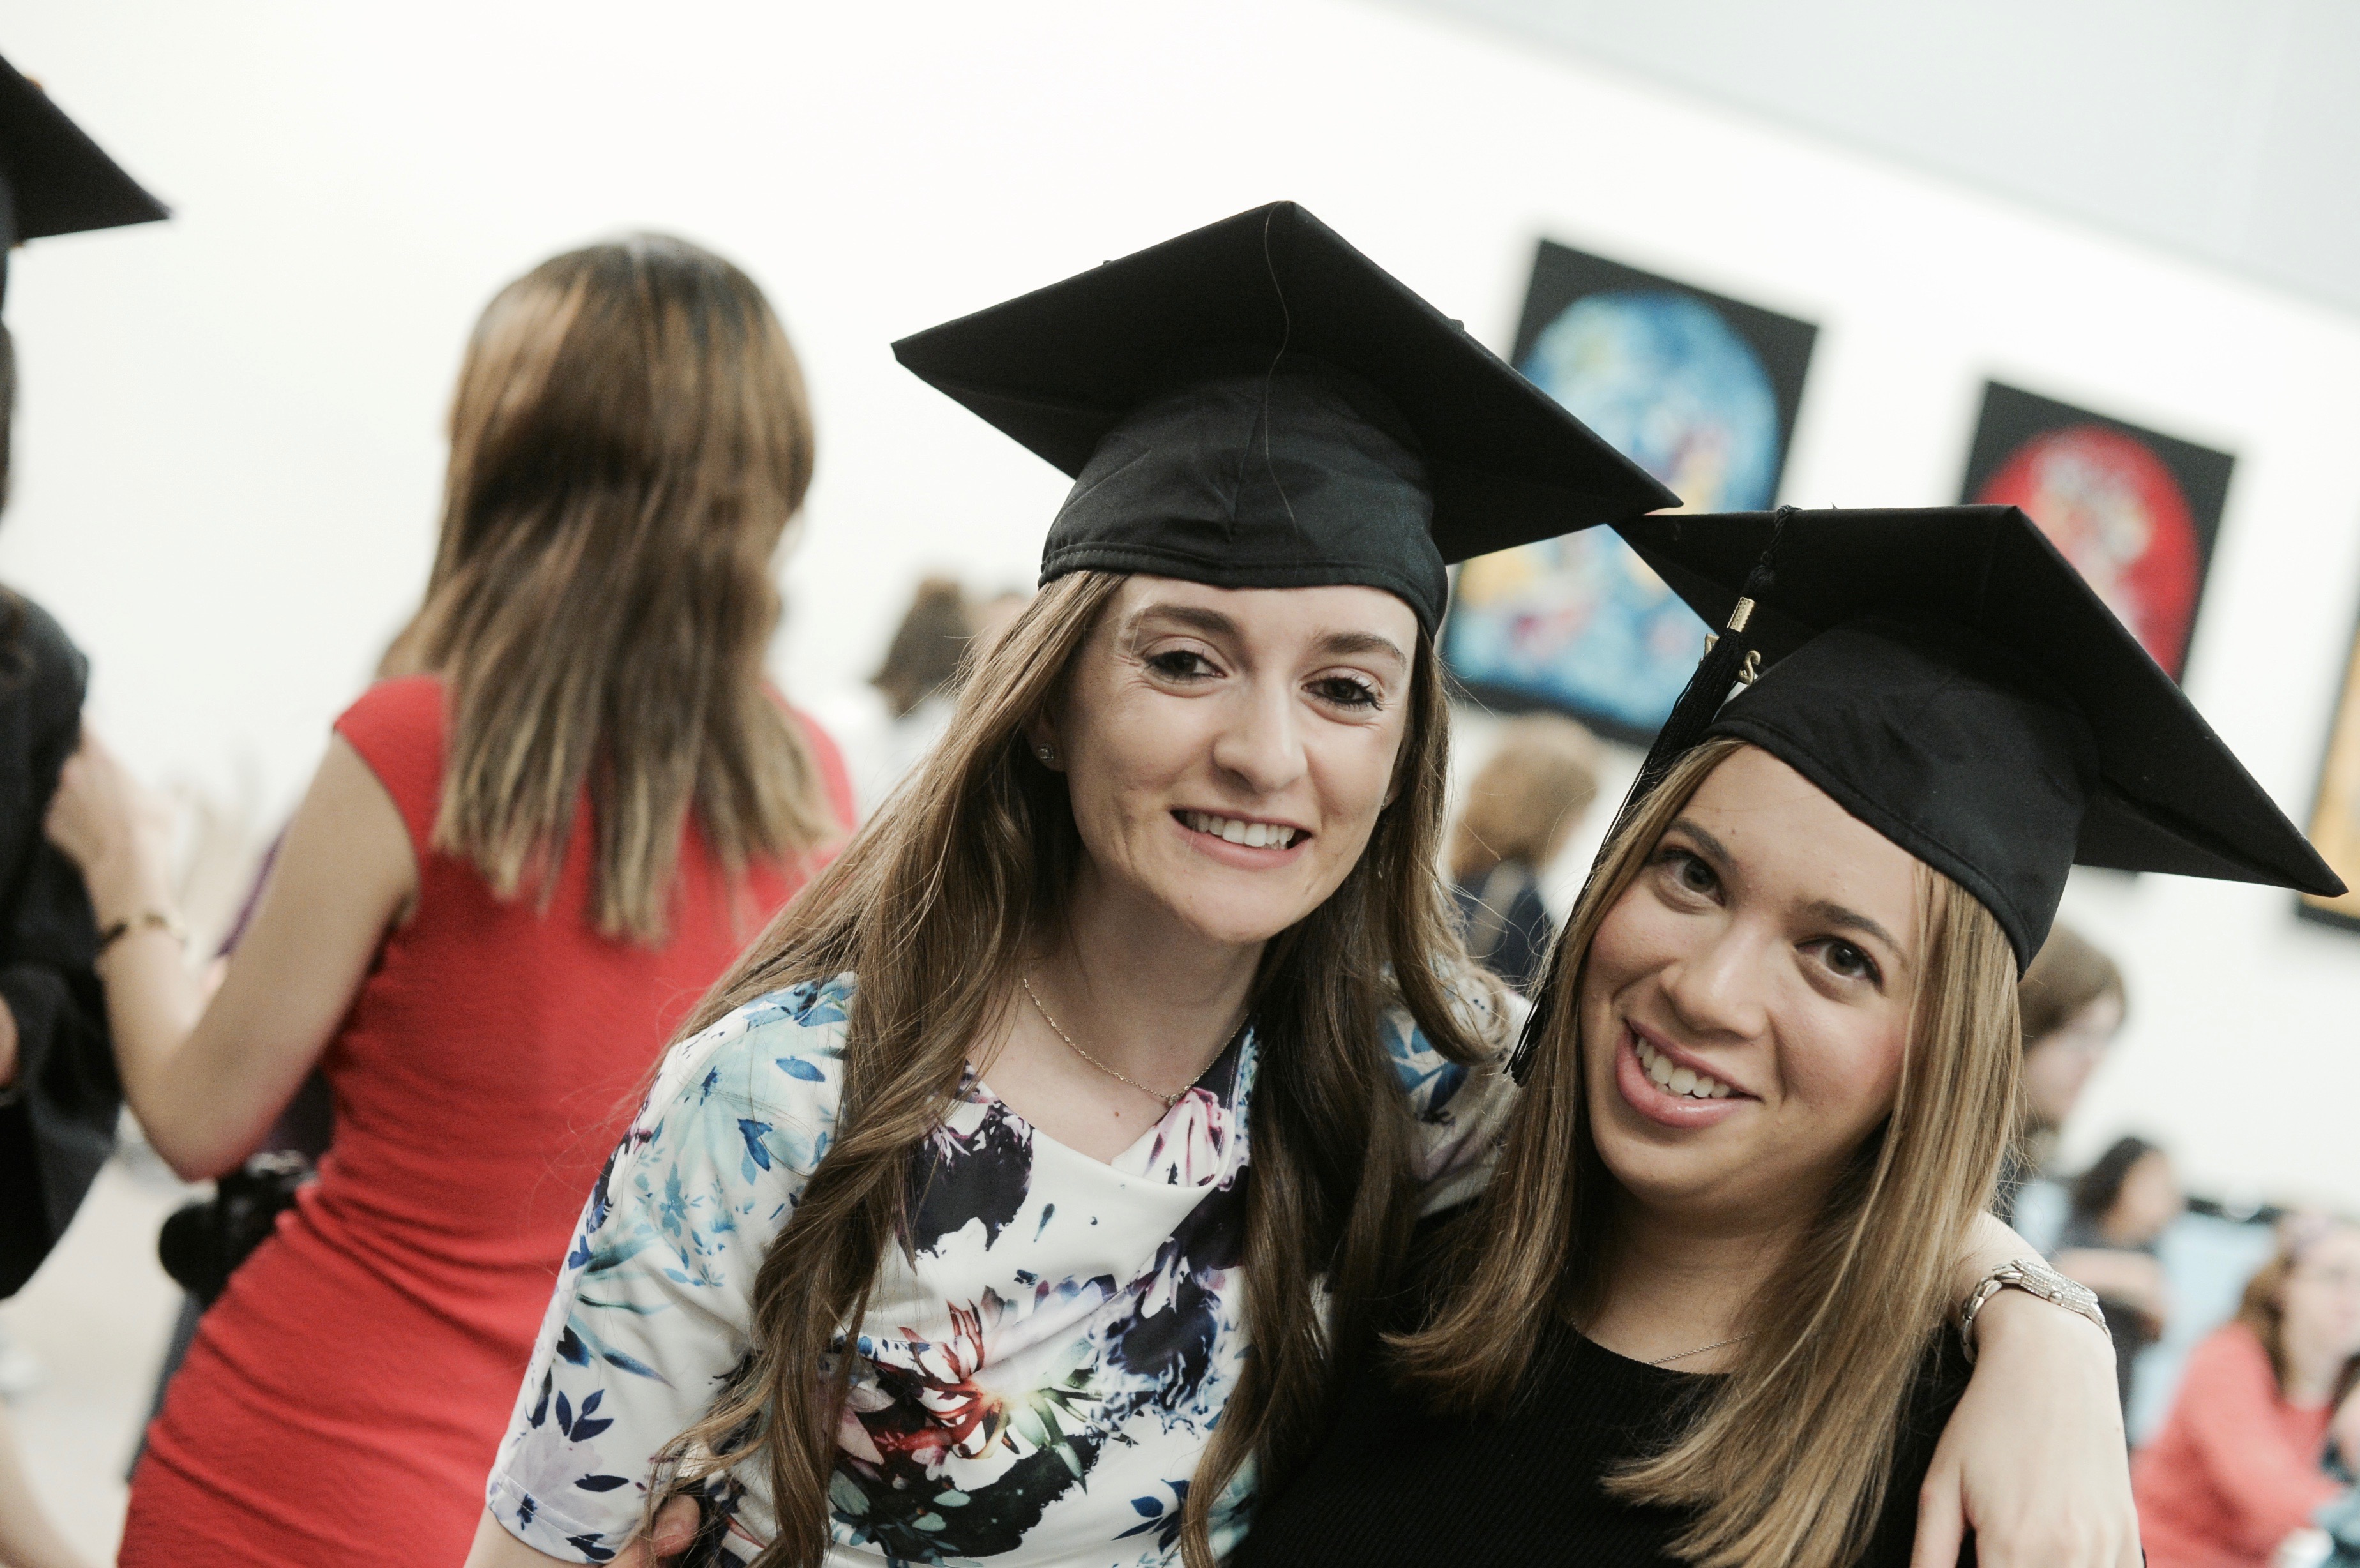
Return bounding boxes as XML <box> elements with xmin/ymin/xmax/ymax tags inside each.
<box><xmin>0</xmin><ymin>52</ymin><xmax>169</xmax><ymax>307</ymax></box>
<box><xmin>1640</xmin><ymin>504</ymin><xmax>2340</xmax><ymax>957</ymax></box>
<box><xmin>1507</xmin><ymin>503</ymin><xmax>2340</xmax><ymax>1080</ymax></box>
<box><xmin>892</xmin><ymin>201</ymin><xmax>1677</xmax><ymax>634</ymax></box>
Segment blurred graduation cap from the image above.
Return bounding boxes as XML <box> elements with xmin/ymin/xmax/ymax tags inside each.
<box><xmin>0</xmin><ymin>51</ymin><xmax>169</xmax><ymax>307</ymax></box>
<box><xmin>892</xmin><ymin>201</ymin><xmax>1677</xmax><ymax>634</ymax></box>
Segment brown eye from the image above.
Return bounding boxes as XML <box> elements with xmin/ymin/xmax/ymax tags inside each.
<box><xmin>1822</xmin><ymin>940</ymin><xmax>1882</xmax><ymax>985</ymax></box>
<box><xmin>1660</xmin><ymin>848</ymin><xmax>1718</xmax><ymax>896</ymax></box>
<box><xmin>1311</xmin><ymin>676</ymin><xmax>1380</xmax><ymax>710</ymax></box>
<box><xmin>1147</xmin><ymin>650</ymin><xmax>1216</xmax><ymax>680</ymax></box>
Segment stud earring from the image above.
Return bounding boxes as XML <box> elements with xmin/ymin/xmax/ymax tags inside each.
<box><xmin>1036</xmin><ymin>744</ymin><xmax>1056</xmax><ymax>764</ymax></box>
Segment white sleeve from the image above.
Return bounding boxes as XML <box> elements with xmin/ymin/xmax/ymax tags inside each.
<box><xmin>482</xmin><ymin>979</ymin><xmax>851</xmax><ymax>1563</ymax></box>
<box><xmin>1382</xmin><ymin>988</ymin><xmax>1527</xmax><ymax>1218</ymax></box>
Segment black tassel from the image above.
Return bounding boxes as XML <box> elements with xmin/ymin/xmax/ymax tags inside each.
<box><xmin>1506</xmin><ymin>509</ymin><xmax>1792</xmax><ymax>1084</ymax></box>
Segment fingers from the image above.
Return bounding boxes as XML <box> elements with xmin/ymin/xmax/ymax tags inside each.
<box><xmin>1910</xmin><ymin>1465</ymin><xmax>1965</xmax><ymax>1568</ymax></box>
<box><xmin>651</xmin><ymin>1493</ymin><xmax>700</xmax><ymax>1561</ymax></box>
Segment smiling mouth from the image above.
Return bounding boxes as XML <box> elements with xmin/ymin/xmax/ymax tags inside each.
<box><xmin>1632</xmin><ymin>1034</ymin><xmax>1737</xmax><ymax>1101</ymax></box>
<box><xmin>1177</xmin><ymin>810</ymin><xmax>1305</xmax><ymax>850</ymax></box>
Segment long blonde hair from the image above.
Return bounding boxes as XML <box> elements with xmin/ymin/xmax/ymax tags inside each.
<box><xmin>659</xmin><ymin>571</ymin><xmax>1501</xmax><ymax>1568</ymax></box>
<box><xmin>1396</xmin><ymin>736</ymin><xmax>2021</xmax><ymax>1568</ymax></box>
<box><xmin>393</xmin><ymin>234</ymin><xmax>835</xmax><ymax>941</ymax></box>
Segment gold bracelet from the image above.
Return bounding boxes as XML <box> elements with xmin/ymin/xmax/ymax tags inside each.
<box><xmin>95</xmin><ymin>908</ymin><xmax>189</xmax><ymax>956</ymax></box>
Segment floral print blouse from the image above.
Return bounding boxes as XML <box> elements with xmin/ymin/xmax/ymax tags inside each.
<box><xmin>485</xmin><ymin>974</ymin><xmax>1514</xmax><ymax>1566</ymax></box>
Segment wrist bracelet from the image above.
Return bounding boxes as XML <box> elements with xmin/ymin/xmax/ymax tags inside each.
<box><xmin>96</xmin><ymin>908</ymin><xmax>188</xmax><ymax>956</ymax></box>
<box><xmin>1957</xmin><ymin>1256</ymin><xmax>2108</xmax><ymax>1363</ymax></box>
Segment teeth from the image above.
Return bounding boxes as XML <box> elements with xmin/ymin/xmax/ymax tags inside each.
<box><xmin>1184</xmin><ymin>811</ymin><xmax>1297</xmax><ymax>849</ymax></box>
<box><xmin>1634</xmin><ymin>1037</ymin><xmax>1734</xmax><ymax>1101</ymax></box>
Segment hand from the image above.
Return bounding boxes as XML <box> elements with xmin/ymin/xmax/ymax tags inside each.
<box><xmin>43</xmin><ymin>727</ymin><xmax>176</xmax><ymax>923</ymax></box>
<box><xmin>614</xmin><ymin>1495</ymin><xmax>701</xmax><ymax>1565</ymax></box>
<box><xmin>1912</xmin><ymin>1289</ymin><xmax>2139</xmax><ymax>1567</ymax></box>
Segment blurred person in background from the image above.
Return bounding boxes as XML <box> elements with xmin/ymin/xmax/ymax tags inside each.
<box><xmin>1998</xmin><ymin>922</ymin><xmax>2128</xmax><ymax>1243</ymax></box>
<box><xmin>815</xmin><ymin>574</ymin><xmax>994</xmax><ymax>818</ymax></box>
<box><xmin>42</xmin><ymin>235</ymin><xmax>854</xmax><ymax>1568</ymax></box>
<box><xmin>0</xmin><ymin>56</ymin><xmax>167</xmax><ymax>1568</ymax></box>
<box><xmin>1445</xmin><ymin>713</ymin><xmax>1600</xmax><ymax>990</ymax></box>
<box><xmin>2135</xmin><ymin>1216</ymin><xmax>2360</xmax><ymax>1567</ymax></box>
<box><xmin>870</xmin><ymin>575</ymin><xmax>972</xmax><ymax>781</ymax></box>
<box><xmin>2055</xmin><ymin>1135</ymin><xmax>2184</xmax><ymax>1414</ymax></box>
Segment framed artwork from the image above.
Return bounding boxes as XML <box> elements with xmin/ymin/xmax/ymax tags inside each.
<box><xmin>2300</xmin><ymin>599</ymin><xmax>2360</xmax><ymax>931</ymax></box>
<box><xmin>1442</xmin><ymin>240</ymin><xmax>1818</xmax><ymax>743</ymax></box>
<box><xmin>1960</xmin><ymin>382</ymin><xmax>2235</xmax><ymax>681</ymax></box>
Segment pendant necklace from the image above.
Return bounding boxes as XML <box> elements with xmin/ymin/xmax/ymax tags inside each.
<box><xmin>1020</xmin><ymin>973</ymin><xmax>1232</xmax><ymax>1112</ymax></box>
<box><xmin>1645</xmin><ymin>1331</ymin><xmax>1755</xmax><ymax>1368</ymax></box>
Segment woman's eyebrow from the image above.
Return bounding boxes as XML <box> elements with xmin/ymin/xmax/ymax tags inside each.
<box><xmin>1801</xmin><ymin>898</ymin><xmax>1903</xmax><ymax>960</ymax></box>
<box><xmin>1312</xmin><ymin>629</ymin><xmax>1407</xmax><ymax>667</ymax></box>
<box><xmin>1129</xmin><ymin>603</ymin><xmax>1239</xmax><ymax>640</ymax></box>
<box><xmin>1666</xmin><ymin>817</ymin><xmax>1732</xmax><ymax>866</ymax></box>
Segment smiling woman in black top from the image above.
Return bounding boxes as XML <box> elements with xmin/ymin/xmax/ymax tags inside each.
<box><xmin>1241</xmin><ymin>505</ymin><xmax>2341</xmax><ymax>1568</ymax></box>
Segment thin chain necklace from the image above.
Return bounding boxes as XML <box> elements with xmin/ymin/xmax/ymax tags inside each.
<box><xmin>1645</xmin><ymin>1331</ymin><xmax>1755</xmax><ymax>1368</ymax></box>
<box><xmin>1020</xmin><ymin>973</ymin><xmax>1231</xmax><ymax>1112</ymax></box>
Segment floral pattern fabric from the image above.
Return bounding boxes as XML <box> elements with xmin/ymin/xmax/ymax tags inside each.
<box><xmin>486</xmin><ymin>974</ymin><xmax>1513</xmax><ymax>1566</ymax></box>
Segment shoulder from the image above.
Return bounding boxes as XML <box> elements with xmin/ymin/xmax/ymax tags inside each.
<box><xmin>331</xmin><ymin>676</ymin><xmax>446</xmax><ymax>845</ymax></box>
<box><xmin>1380</xmin><ymin>978</ymin><xmax>1522</xmax><ymax>1124</ymax></box>
<box><xmin>2185</xmin><ymin>1320</ymin><xmax>2277</xmax><ymax>1385</ymax></box>
<box><xmin>0</xmin><ymin>593</ymin><xmax>87</xmax><ymax>729</ymax></box>
<box><xmin>632</xmin><ymin>972</ymin><xmax>859</xmax><ymax>1178</ymax></box>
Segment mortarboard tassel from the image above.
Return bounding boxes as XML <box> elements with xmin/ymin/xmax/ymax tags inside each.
<box><xmin>1507</xmin><ymin>507</ymin><xmax>1792</xmax><ymax>1083</ymax></box>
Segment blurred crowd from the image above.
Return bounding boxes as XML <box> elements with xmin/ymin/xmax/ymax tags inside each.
<box><xmin>0</xmin><ymin>142</ymin><xmax>2354</xmax><ymax>1568</ymax></box>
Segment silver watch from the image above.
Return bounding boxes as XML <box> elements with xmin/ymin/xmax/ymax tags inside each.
<box><xmin>1956</xmin><ymin>1256</ymin><xmax>2107</xmax><ymax>1362</ymax></box>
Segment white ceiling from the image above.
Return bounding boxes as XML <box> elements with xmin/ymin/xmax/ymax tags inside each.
<box><xmin>1387</xmin><ymin>0</ymin><xmax>2360</xmax><ymax>318</ymax></box>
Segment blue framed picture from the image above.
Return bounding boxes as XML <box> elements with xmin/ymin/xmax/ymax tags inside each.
<box><xmin>1443</xmin><ymin>241</ymin><xmax>1818</xmax><ymax>742</ymax></box>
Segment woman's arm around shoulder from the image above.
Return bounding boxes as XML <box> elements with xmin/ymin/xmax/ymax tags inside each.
<box><xmin>1910</xmin><ymin>1212</ymin><xmax>2140</xmax><ymax>1567</ymax></box>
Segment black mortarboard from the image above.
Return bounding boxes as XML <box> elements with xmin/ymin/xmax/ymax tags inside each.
<box><xmin>0</xmin><ymin>52</ymin><xmax>169</xmax><ymax>306</ymax></box>
<box><xmin>892</xmin><ymin>202</ymin><xmax>1677</xmax><ymax>634</ymax></box>
<box><xmin>1619</xmin><ymin>504</ymin><xmax>2343</xmax><ymax>970</ymax></box>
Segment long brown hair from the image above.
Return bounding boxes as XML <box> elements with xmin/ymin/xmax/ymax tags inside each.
<box><xmin>1396</xmin><ymin>736</ymin><xmax>2022</xmax><ymax>1568</ymax></box>
<box><xmin>1446</xmin><ymin>713</ymin><xmax>1602</xmax><ymax>884</ymax></box>
<box><xmin>655</xmin><ymin>570</ymin><xmax>1502</xmax><ymax>1568</ymax></box>
<box><xmin>392</xmin><ymin>234</ymin><xmax>834</xmax><ymax>940</ymax></box>
<box><xmin>2235</xmin><ymin>1217</ymin><xmax>2360</xmax><ymax>1396</ymax></box>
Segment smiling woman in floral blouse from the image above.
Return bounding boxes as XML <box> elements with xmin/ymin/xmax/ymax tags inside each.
<box><xmin>466</xmin><ymin>206</ymin><xmax>2136</xmax><ymax>1568</ymax></box>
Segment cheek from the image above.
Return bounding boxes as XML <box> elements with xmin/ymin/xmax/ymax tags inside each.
<box><xmin>1779</xmin><ymin>1010</ymin><xmax>1910</xmax><ymax>1136</ymax></box>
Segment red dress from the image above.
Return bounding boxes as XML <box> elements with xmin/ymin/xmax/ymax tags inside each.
<box><xmin>120</xmin><ymin>676</ymin><xmax>852</xmax><ymax>1567</ymax></box>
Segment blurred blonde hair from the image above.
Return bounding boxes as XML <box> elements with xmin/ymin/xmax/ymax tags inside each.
<box><xmin>391</xmin><ymin>234</ymin><xmax>835</xmax><ymax>942</ymax></box>
<box><xmin>2018</xmin><ymin>921</ymin><xmax>2125</xmax><ymax>1046</ymax></box>
<box><xmin>1446</xmin><ymin>714</ymin><xmax>1603</xmax><ymax>884</ymax></box>
<box><xmin>2237</xmin><ymin>1215</ymin><xmax>2360</xmax><ymax>1395</ymax></box>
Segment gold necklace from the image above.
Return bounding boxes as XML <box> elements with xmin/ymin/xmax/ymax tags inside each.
<box><xmin>1020</xmin><ymin>974</ymin><xmax>1229</xmax><ymax>1112</ymax></box>
<box><xmin>1645</xmin><ymin>1331</ymin><xmax>1755</xmax><ymax>1368</ymax></box>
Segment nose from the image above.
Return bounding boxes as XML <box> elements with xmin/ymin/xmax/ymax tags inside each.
<box><xmin>1657</xmin><ymin>918</ymin><xmax>1771</xmax><ymax>1044</ymax></box>
<box><xmin>1208</xmin><ymin>674</ymin><xmax>1308</xmax><ymax>798</ymax></box>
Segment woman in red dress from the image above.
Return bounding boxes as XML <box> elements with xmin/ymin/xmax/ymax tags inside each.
<box><xmin>43</xmin><ymin>235</ymin><xmax>854</xmax><ymax>1567</ymax></box>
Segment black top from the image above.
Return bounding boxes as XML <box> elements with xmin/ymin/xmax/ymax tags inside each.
<box><xmin>892</xmin><ymin>202</ymin><xmax>1677</xmax><ymax>635</ymax></box>
<box><xmin>1615</xmin><ymin>506</ymin><xmax>2342</xmax><ymax>970</ymax></box>
<box><xmin>1238</xmin><ymin>1322</ymin><xmax>1971</xmax><ymax>1568</ymax></box>
<box><xmin>0</xmin><ymin>593</ymin><xmax>114</xmax><ymax>1299</ymax></box>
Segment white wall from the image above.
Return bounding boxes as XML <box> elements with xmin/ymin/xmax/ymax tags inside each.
<box><xmin>8</xmin><ymin>0</ymin><xmax>2359</xmax><ymax>1203</ymax></box>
